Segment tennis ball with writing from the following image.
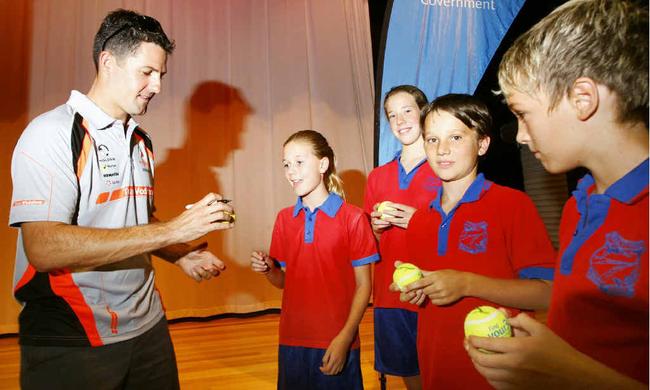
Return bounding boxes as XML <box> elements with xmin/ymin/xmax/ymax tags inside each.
<box><xmin>377</xmin><ymin>201</ymin><xmax>395</xmax><ymax>220</ymax></box>
<box><xmin>392</xmin><ymin>263</ymin><xmax>423</xmax><ymax>291</ymax></box>
<box><xmin>464</xmin><ymin>306</ymin><xmax>511</xmax><ymax>352</ymax></box>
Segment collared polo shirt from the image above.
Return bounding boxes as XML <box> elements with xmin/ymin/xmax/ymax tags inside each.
<box><xmin>363</xmin><ymin>153</ymin><xmax>440</xmax><ymax>310</ymax></box>
<box><xmin>548</xmin><ymin>159</ymin><xmax>648</xmax><ymax>384</ymax></box>
<box><xmin>10</xmin><ymin>90</ymin><xmax>162</xmax><ymax>346</ymax></box>
<box><xmin>270</xmin><ymin>193</ymin><xmax>379</xmax><ymax>350</ymax></box>
<box><xmin>406</xmin><ymin>174</ymin><xmax>556</xmax><ymax>389</ymax></box>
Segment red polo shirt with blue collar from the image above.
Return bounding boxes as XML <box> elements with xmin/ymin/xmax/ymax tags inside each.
<box><xmin>407</xmin><ymin>174</ymin><xmax>556</xmax><ymax>389</ymax></box>
<box><xmin>270</xmin><ymin>193</ymin><xmax>379</xmax><ymax>350</ymax></box>
<box><xmin>363</xmin><ymin>153</ymin><xmax>440</xmax><ymax>310</ymax></box>
<box><xmin>548</xmin><ymin>159</ymin><xmax>648</xmax><ymax>384</ymax></box>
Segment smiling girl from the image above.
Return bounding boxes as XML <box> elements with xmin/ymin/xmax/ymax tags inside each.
<box><xmin>251</xmin><ymin>130</ymin><xmax>379</xmax><ymax>389</ymax></box>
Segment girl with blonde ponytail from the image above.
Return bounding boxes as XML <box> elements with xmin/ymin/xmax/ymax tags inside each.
<box><xmin>283</xmin><ymin>129</ymin><xmax>345</xmax><ymax>198</ymax></box>
<box><xmin>250</xmin><ymin>129</ymin><xmax>379</xmax><ymax>390</ymax></box>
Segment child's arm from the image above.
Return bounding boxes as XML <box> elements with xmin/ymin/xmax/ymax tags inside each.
<box><xmin>423</xmin><ymin>270</ymin><xmax>551</xmax><ymax>310</ymax></box>
<box><xmin>391</xmin><ymin>262</ymin><xmax>552</xmax><ymax>310</ymax></box>
<box><xmin>250</xmin><ymin>250</ymin><xmax>285</xmax><ymax>289</ymax></box>
<box><xmin>466</xmin><ymin>313</ymin><xmax>646</xmax><ymax>389</ymax></box>
<box><xmin>320</xmin><ymin>264</ymin><xmax>371</xmax><ymax>375</ymax></box>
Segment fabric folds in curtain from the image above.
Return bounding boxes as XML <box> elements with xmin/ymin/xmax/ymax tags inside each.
<box><xmin>0</xmin><ymin>0</ymin><xmax>374</xmax><ymax>333</ymax></box>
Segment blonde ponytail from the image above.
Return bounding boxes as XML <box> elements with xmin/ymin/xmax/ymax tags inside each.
<box><xmin>326</xmin><ymin>157</ymin><xmax>345</xmax><ymax>199</ymax></box>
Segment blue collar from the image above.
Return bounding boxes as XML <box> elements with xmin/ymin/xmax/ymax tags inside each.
<box><xmin>393</xmin><ymin>151</ymin><xmax>428</xmax><ymax>190</ymax></box>
<box><xmin>574</xmin><ymin>158</ymin><xmax>649</xmax><ymax>205</ymax></box>
<box><xmin>292</xmin><ymin>192</ymin><xmax>344</xmax><ymax>218</ymax></box>
<box><xmin>429</xmin><ymin>173</ymin><xmax>491</xmax><ymax>209</ymax></box>
<box><xmin>392</xmin><ymin>150</ymin><xmax>428</xmax><ymax>172</ymax></box>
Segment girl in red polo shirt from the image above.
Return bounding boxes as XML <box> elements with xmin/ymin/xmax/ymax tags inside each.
<box><xmin>393</xmin><ymin>94</ymin><xmax>557</xmax><ymax>389</ymax></box>
<box><xmin>364</xmin><ymin>85</ymin><xmax>439</xmax><ymax>390</ymax></box>
<box><xmin>251</xmin><ymin>130</ymin><xmax>379</xmax><ymax>390</ymax></box>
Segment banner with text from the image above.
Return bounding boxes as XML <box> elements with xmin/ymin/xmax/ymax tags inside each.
<box><xmin>377</xmin><ymin>0</ymin><xmax>525</xmax><ymax>165</ymax></box>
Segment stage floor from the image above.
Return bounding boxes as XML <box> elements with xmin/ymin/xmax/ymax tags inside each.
<box><xmin>0</xmin><ymin>307</ymin><xmax>407</xmax><ymax>389</ymax></box>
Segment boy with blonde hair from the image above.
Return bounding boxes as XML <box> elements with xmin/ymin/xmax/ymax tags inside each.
<box><xmin>466</xmin><ymin>0</ymin><xmax>648</xmax><ymax>388</ymax></box>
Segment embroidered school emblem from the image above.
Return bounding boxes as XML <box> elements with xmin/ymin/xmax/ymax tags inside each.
<box><xmin>587</xmin><ymin>232</ymin><xmax>645</xmax><ymax>297</ymax></box>
<box><xmin>459</xmin><ymin>221</ymin><xmax>488</xmax><ymax>254</ymax></box>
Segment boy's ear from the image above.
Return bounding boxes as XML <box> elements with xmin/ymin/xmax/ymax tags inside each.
<box><xmin>570</xmin><ymin>77</ymin><xmax>599</xmax><ymax>121</ymax></box>
<box><xmin>478</xmin><ymin>136</ymin><xmax>491</xmax><ymax>156</ymax></box>
<box><xmin>319</xmin><ymin>157</ymin><xmax>329</xmax><ymax>174</ymax></box>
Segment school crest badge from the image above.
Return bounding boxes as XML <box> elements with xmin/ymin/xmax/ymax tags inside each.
<box><xmin>459</xmin><ymin>221</ymin><xmax>488</xmax><ymax>254</ymax></box>
<box><xmin>587</xmin><ymin>231</ymin><xmax>645</xmax><ymax>297</ymax></box>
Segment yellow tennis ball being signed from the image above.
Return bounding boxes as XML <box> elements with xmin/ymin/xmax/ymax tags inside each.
<box><xmin>464</xmin><ymin>306</ymin><xmax>512</xmax><ymax>352</ymax></box>
<box><xmin>219</xmin><ymin>211</ymin><xmax>236</xmax><ymax>224</ymax></box>
<box><xmin>377</xmin><ymin>201</ymin><xmax>395</xmax><ymax>220</ymax></box>
<box><xmin>392</xmin><ymin>263</ymin><xmax>423</xmax><ymax>291</ymax></box>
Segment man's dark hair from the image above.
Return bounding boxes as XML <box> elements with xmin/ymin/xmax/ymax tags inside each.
<box><xmin>93</xmin><ymin>9</ymin><xmax>175</xmax><ymax>70</ymax></box>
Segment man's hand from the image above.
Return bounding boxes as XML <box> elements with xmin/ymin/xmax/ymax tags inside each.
<box><xmin>175</xmin><ymin>242</ymin><xmax>225</xmax><ymax>282</ymax></box>
<box><xmin>168</xmin><ymin>193</ymin><xmax>235</xmax><ymax>243</ymax></box>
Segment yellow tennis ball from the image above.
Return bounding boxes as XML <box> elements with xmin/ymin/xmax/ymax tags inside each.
<box><xmin>464</xmin><ymin>306</ymin><xmax>512</xmax><ymax>352</ymax></box>
<box><xmin>377</xmin><ymin>201</ymin><xmax>395</xmax><ymax>220</ymax></box>
<box><xmin>392</xmin><ymin>263</ymin><xmax>423</xmax><ymax>291</ymax></box>
<box><xmin>219</xmin><ymin>211</ymin><xmax>236</xmax><ymax>224</ymax></box>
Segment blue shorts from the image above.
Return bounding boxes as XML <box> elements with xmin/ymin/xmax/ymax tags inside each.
<box><xmin>278</xmin><ymin>344</ymin><xmax>363</xmax><ymax>390</ymax></box>
<box><xmin>374</xmin><ymin>307</ymin><xmax>419</xmax><ymax>377</ymax></box>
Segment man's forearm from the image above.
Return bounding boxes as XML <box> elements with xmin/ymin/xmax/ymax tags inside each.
<box><xmin>21</xmin><ymin>193</ymin><xmax>234</xmax><ymax>272</ymax></box>
<box><xmin>22</xmin><ymin>221</ymin><xmax>179</xmax><ymax>272</ymax></box>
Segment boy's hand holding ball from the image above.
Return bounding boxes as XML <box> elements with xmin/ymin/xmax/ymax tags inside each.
<box><xmin>392</xmin><ymin>262</ymin><xmax>423</xmax><ymax>291</ymax></box>
<box><xmin>464</xmin><ymin>306</ymin><xmax>512</xmax><ymax>353</ymax></box>
<box><xmin>390</xmin><ymin>261</ymin><xmax>427</xmax><ymax>306</ymax></box>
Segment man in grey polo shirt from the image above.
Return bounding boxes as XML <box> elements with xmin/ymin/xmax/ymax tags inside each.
<box><xmin>9</xmin><ymin>9</ymin><xmax>233</xmax><ymax>390</ymax></box>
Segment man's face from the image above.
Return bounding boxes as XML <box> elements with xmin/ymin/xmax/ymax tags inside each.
<box><xmin>506</xmin><ymin>89</ymin><xmax>581</xmax><ymax>174</ymax></box>
<box><xmin>109</xmin><ymin>41</ymin><xmax>167</xmax><ymax>119</ymax></box>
